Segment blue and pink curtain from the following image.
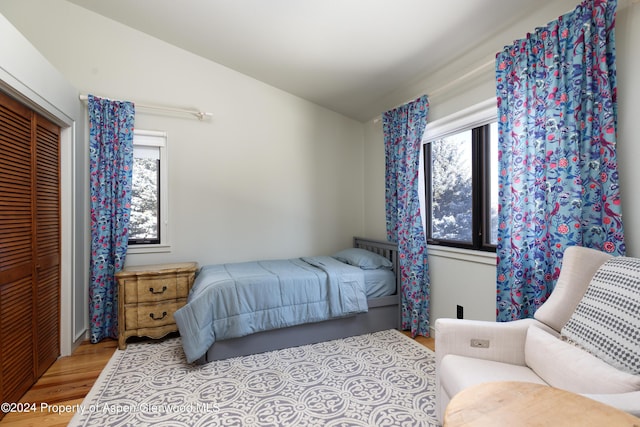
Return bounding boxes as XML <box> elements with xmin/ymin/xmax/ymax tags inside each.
<box><xmin>88</xmin><ymin>95</ymin><xmax>135</xmax><ymax>343</ymax></box>
<box><xmin>495</xmin><ymin>0</ymin><xmax>624</xmax><ymax>321</ymax></box>
<box><xmin>383</xmin><ymin>95</ymin><xmax>430</xmax><ymax>337</ymax></box>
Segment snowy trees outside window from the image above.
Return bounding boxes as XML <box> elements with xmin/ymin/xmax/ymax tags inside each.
<box><xmin>128</xmin><ymin>130</ymin><xmax>167</xmax><ymax>247</ymax></box>
<box><xmin>424</xmin><ymin>122</ymin><xmax>498</xmax><ymax>251</ymax></box>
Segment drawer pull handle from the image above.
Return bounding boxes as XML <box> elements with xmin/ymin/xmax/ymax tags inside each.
<box><xmin>150</xmin><ymin>311</ymin><xmax>168</xmax><ymax>321</ymax></box>
<box><xmin>149</xmin><ymin>286</ymin><xmax>167</xmax><ymax>295</ymax></box>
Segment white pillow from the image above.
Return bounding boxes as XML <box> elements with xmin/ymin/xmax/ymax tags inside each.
<box><xmin>525</xmin><ymin>325</ymin><xmax>640</xmax><ymax>394</ymax></box>
<box><xmin>561</xmin><ymin>257</ymin><xmax>640</xmax><ymax>375</ymax></box>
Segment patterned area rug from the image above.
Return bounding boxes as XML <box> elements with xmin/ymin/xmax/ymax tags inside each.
<box><xmin>70</xmin><ymin>329</ymin><xmax>437</xmax><ymax>426</ymax></box>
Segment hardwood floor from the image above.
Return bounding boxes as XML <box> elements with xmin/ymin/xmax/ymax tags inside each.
<box><xmin>402</xmin><ymin>331</ymin><xmax>436</xmax><ymax>352</ymax></box>
<box><xmin>1</xmin><ymin>339</ymin><xmax>117</xmax><ymax>426</ymax></box>
<box><xmin>0</xmin><ymin>332</ymin><xmax>434</xmax><ymax>426</ymax></box>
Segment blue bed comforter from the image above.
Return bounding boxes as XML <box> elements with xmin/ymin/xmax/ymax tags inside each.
<box><xmin>174</xmin><ymin>256</ymin><xmax>368</xmax><ymax>362</ymax></box>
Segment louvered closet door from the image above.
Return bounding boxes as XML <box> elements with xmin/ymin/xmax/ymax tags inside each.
<box><xmin>0</xmin><ymin>91</ymin><xmax>60</xmax><ymax>410</ymax></box>
<box><xmin>34</xmin><ymin>115</ymin><xmax>60</xmax><ymax>378</ymax></box>
<box><xmin>0</xmin><ymin>92</ymin><xmax>35</xmax><ymax>404</ymax></box>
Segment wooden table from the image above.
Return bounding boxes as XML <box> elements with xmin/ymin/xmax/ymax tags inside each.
<box><xmin>444</xmin><ymin>381</ymin><xmax>640</xmax><ymax>427</ymax></box>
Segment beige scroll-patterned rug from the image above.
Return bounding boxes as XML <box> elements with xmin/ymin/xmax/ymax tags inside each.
<box><xmin>70</xmin><ymin>329</ymin><xmax>437</xmax><ymax>426</ymax></box>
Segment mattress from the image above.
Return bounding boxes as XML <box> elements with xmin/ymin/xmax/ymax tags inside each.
<box><xmin>364</xmin><ymin>268</ymin><xmax>396</xmax><ymax>298</ymax></box>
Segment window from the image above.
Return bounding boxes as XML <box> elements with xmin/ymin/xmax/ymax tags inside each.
<box><xmin>128</xmin><ymin>130</ymin><xmax>169</xmax><ymax>251</ymax></box>
<box><xmin>422</xmin><ymin>101</ymin><xmax>498</xmax><ymax>252</ymax></box>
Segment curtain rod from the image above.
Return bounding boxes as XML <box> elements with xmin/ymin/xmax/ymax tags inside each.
<box><xmin>79</xmin><ymin>94</ymin><xmax>213</xmax><ymax>121</ymax></box>
<box><xmin>373</xmin><ymin>58</ymin><xmax>495</xmax><ymax>124</ymax></box>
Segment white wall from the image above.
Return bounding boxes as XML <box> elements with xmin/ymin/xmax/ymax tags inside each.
<box><xmin>364</xmin><ymin>0</ymin><xmax>640</xmax><ymax>330</ymax></box>
<box><xmin>614</xmin><ymin>0</ymin><xmax>640</xmax><ymax>258</ymax></box>
<box><xmin>1</xmin><ymin>0</ymin><xmax>366</xmax><ymax>340</ymax></box>
<box><xmin>1</xmin><ymin>0</ymin><xmax>366</xmax><ymax>261</ymax></box>
<box><xmin>0</xmin><ymin>13</ymin><xmax>86</xmax><ymax>355</ymax></box>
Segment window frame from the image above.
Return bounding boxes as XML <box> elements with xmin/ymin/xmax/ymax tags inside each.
<box><xmin>127</xmin><ymin>129</ymin><xmax>171</xmax><ymax>254</ymax></box>
<box><xmin>421</xmin><ymin>99</ymin><xmax>497</xmax><ymax>253</ymax></box>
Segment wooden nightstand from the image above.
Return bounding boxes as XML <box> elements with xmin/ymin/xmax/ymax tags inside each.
<box><xmin>116</xmin><ymin>262</ymin><xmax>198</xmax><ymax>350</ymax></box>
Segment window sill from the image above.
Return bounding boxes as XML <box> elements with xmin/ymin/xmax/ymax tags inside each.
<box><xmin>127</xmin><ymin>244</ymin><xmax>171</xmax><ymax>254</ymax></box>
<box><xmin>427</xmin><ymin>245</ymin><xmax>496</xmax><ymax>266</ymax></box>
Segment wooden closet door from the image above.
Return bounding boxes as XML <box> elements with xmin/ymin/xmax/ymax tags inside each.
<box><xmin>0</xmin><ymin>92</ymin><xmax>35</xmax><ymax>404</ymax></box>
<box><xmin>0</xmin><ymin>91</ymin><xmax>60</xmax><ymax>408</ymax></box>
<box><xmin>34</xmin><ymin>114</ymin><xmax>60</xmax><ymax>378</ymax></box>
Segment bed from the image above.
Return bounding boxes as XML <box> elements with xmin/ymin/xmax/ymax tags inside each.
<box><xmin>174</xmin><ymin>237</ymin><xmax>400</xmax><ymax>363</ymax></box>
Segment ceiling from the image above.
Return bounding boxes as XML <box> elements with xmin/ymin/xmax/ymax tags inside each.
<box><xmin>67</xmin><ymin>0</ymin><xmax>555</xmax><ymax>122</ymax></box>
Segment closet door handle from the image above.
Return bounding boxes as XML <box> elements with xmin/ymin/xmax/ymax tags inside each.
<box><xmin>150</xmin><ymin>311</ymin><xmax>168</xmax><ymax>321</ymax></box>
<box><xmin>149</xmin><ymin>286</ymin><xmax>167</xmax><ymax>295</ymax></box>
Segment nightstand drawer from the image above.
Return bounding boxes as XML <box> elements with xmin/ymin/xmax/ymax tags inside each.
<box><xmin>123</xmin><ymin>276</ymin><xmax>190</xmax><ymax>304</ymax></box>
<box><xmin>125</xmin><ymin>301</ymin><xmax>182</xmax><ymax>329</ymax></box>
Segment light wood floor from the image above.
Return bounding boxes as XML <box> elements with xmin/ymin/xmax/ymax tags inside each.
<box><xmin>1</xmin><ymin>332</ymin><xmax>435</xmax><ymax>426</ymax></box>
<box><xmin>1</xmin><ymin>339</ymin><xmax>118</xmax><ymax>426</ymax></box>
<box><xmin>403</xmin><ymin>331</ymin><xmax>436</xmax><ymax>352</ymax></box>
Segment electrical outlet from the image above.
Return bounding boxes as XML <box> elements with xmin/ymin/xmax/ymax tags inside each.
<box><xmin>470</xmin><ymin>339</ymin><xmax>490</xmax><ymax>348</ymax></box>
<box><xmin>456</xmin><ymin>305</ymin><xmax>464</xmax><ymax>319</ymax></box>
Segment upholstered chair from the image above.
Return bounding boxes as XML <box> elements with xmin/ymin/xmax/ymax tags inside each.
<box><xmin>435</xmin><ymin>246</ymin><xmax>640</xmax><ymax>423</ymax></box>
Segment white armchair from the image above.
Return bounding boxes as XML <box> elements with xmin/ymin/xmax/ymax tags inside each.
<box><xmin>435</xmin><ymin>246</ymin><xmax>640</xmax><ymax>423</ymax></box>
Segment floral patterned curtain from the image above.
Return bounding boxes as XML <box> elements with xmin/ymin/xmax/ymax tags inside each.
<box><xmin>88</xmin><ymin>95</ymin><xmax>135</xmax><ymax>343</ymax></box>
<box><xmin>495</xmin><ymin>0</ymin><xmax>624</xmax><ymax>322</ymax></box>
<box><xmin>383</xmin><ymin>95</ymin><xmax>430</xmax><ymax>337</ymax></box>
